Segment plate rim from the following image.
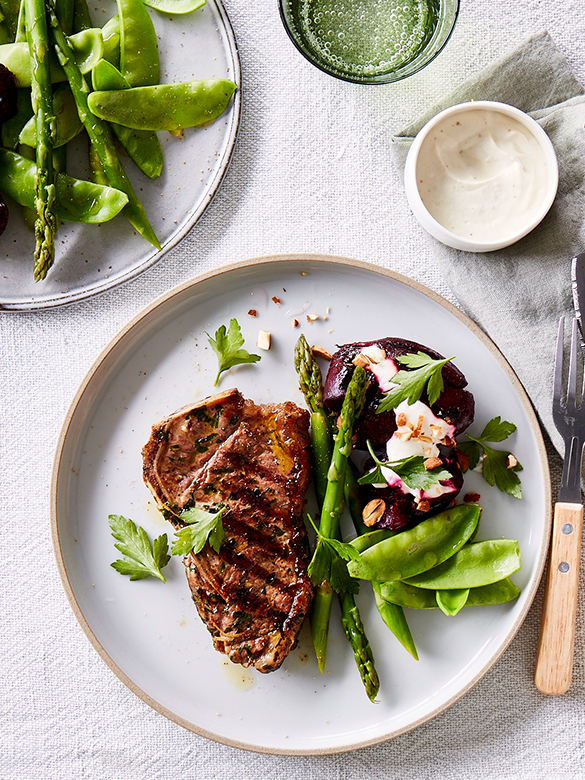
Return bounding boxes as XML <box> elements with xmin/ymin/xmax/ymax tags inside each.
<box><xmin>0</xmin><ymin>0</ymin><xmax>241</xmax><ymax>312</ymax></box>
<box><xmin>50</xmin><ymin>253</ymin><xmax>552</xmax><ymax>755</ymax></box>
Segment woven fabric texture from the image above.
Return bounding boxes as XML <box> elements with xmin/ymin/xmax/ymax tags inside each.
<box><xmin>1</xmin><ymin>0</ymin><xmax>584</xmax><ymax>777</ymax></box>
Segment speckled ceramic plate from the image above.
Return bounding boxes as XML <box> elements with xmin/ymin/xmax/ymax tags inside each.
<box><xmin>51</xmin><ymin>255</ymin><xmax>551</xmax><ymax>754</ymax></box>
<box><xmin>0</xmin><ymin>0</ymin><xmax>240</xmax><ymax>310</ymax></box>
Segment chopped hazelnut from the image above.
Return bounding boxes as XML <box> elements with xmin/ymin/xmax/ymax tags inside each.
<box><xmin>417</xmin><ymin>499</ymin><xmax>431</xmax><ymax>513</ymax></box>
<box><xmin>311</xmin><ymin>345</ymin><xmax>332</xmax><ymax>360</ymax></box>
<box><xmin>271</xmin><ymin>296</ymin><xmax>281</xmax><ymax>305</ymax></box>
<box><xmin>396</xmin><ymin>412</ymin><xmax>407</xmax><ymax>427</ymax></box>
<box><xmin>291</xmin><ymin>319</ymin><xmax>299</xmax><ymax>328</ymax></box>
<box><xmin>424</xmin><ymin>457</ymin><xmax>443</xmax><ymax>470</ymax></box>
<box><xmin>362</xmin><ymin>498</ymin><xmax>386</xmax><ymax>527</ymax></box>
<box><xmin>247</xmin><ymin>309</ymin><xmax>257</xmax><ymax>317</ymax></box>
<box><xmin>306</xmin><ymin>313</ymin><xmax>319</xmax><ymax>323</ymax></box>
<box><xmin>256</xmin><ymin>330</ymin><xmax>271</xmax><ymax>351</ymax></box>
<box><xmin>464</xmin><ymin>492</ymin><xmax>481</xmax><ymax>503</ymax></box>
<box><xmin>507</xmin><ymin>454</ymin><xmax>518</xmax><ymax>469</ymax></box>
<box><xmin>414</xmin><ymin>415</ymin><xmax>425</xmax><ymax>436</ymax></box>
<box><xmin>352</xmin><ymin>354</ymin><xmax>370</xmax><ymax>368</ymax></box>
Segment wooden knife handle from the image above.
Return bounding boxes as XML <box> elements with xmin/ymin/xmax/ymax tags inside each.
<box><xmin>535</xmin><ymin>502</ymin><xmax>584</xmax><ymax>694</ymax></box>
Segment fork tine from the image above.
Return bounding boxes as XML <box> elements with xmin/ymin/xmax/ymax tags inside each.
<box><xmin>554</xmin><ymin>316</ymin><xmax>565</xmax><ymax>409</ymax></box>
<box><xmin>568</xmin><ymin>318</ymin><xmax>579</xmax><ymax>410</ymax></box>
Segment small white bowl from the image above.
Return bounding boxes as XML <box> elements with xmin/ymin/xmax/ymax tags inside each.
<box><xmin>404</xmin><ymin>101</ymin><xmax>559</xmax><ymax>252</ymax></box>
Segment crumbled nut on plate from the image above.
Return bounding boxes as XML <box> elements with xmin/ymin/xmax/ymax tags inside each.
<box><xmin>271</xmin><ymin>296</ymin><xmax>281</xmax><ymax>305</ymax></box>
<box><xmin>311</xmin><ymin>345</ymin><xmax>332</xmax><ymax>360</ymax></box>
<box><xmin>306</xmin><ymin>313</ymin><xmax>319</xmax><ymax>322</ymax></box>
<box><xmin>291</xmin><ymin>319</ymin><xmax>299</xmax><ymax>328</ymax></box>
<box><xmin>424</xmin><ymin>456</ymin><xmax>443</xmax><ymax>470</ymax></box>
<box><xmin>507</xmin><ymin>454</ymin><xmax>518</xmax><ymax>469</ymax></box>
<box><xmin>417</xmin><ymin>499</ymin><xmax>431</xmax><ymax>512</ymax></box>
<box><xmin>464</xmin><ymin>492</ymin><xmax>481</xmax><ymax>503</ymax></box>
<box><xmin>248</xmin><ymin>309</ymin><xmax>257</xmax><ymax>317</ymax></box>
<box><xmin>257</xmin><ymin>330</ymin><xmax>271</xmax><ymax>350</ymax></box>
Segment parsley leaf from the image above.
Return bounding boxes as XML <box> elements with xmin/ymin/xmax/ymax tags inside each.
<box><xmin>376</xmin><ymin>352</ymin><xmax>455</xmax><ymax>413</ymax></box>
<box><xmin>171</xmin><ymin>506</ymin><xmax>227</xmax><ymax>556</ymax></box>
<box><xmin>207</xmin><ymin>318</ymin><xmax>261</xmax><ymax>386</ymax></box>
<box><xmin>462</xmin><ymin>417</ymin><xmax>523</xmax><ymax>499</ymax></box>
<box><xmin>358</xmin><ymin>441</ymin><xmax>451</xmax><ymax>489</ymax></box>
<box><xmin>109</xmin><ymin>514</ymin><xmax>170</xmax><ymax>582</ymax></box>
<box><xmin>307</xmin><ymin>515</ymin><xmax>360</xmax><ymax>594</ymax></box>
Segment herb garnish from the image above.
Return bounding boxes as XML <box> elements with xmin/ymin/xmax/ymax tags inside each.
<box><xmin>376</xmin><ymin>352</ymin><xmax>455</xmax><ymax>414</ymax></box>
<box><xmin>171</xmin><ymin>506</ymin><xmax>227</xmax><ymax>556</ymax></box>
<box><xmin>358</xmin><ymin>440</ymin><xmax>451</xmax><ymax>489</ymax></box>
<box><xmin>207</xmin><ymin>318</ymin><xmax>261</xmax><ymax>386</ymax></box>
<box><xmin>109</xmin><ymin>514</ymin><xmax>170</xmax><ymax>582</ymax></box>
<box><xmin>307</xmin><ymin>515</ymin><xmax>360</xmax><ymax>595</ymax></box>
<box><xmin>457</xmin><ymin>417</ymin><xmax>523</xmax><ymax>499</ymax></box>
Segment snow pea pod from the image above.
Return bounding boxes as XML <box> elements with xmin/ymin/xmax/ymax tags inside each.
<box><xmin>404</xmin><ymin>539</ymin><xmax>521</xmax><ymax>590</ymax></box>
<box><xmin>19</xmin><ymin>83</ymin><xmax>82</xmax><ymax>147</ymax></box>
<box><xmin>379</xmin><ymin>581</ymin><xmax>437</xmax><ymax>609</ymax></box>
<box><xmin>142</xmin><ymin>0</ymin><xmax>205</xmax><ymax>14</ymax></box>
<box><xmin>379</xmin><ymin>578</ymin><xmax>520</xmax><ymax>609</ymax></box>
<box><xmin>436</xmin><ymin>588</ymin><xmax>469</xmax><ymax>616</ymax></box>
<box><xmin>347</xmin><ymin>503</ymin><xmax>481</xmax><ymax>583</ymax></box>
<box><xmin>350</xmin><ymin>527</ymin><xmax>398</xmax><ymax>554</ymax></box>
<box><xmin>117</xmin><ymin>0</ymin><xmax>158</xmax><ymax>87</ymax></box>
<box><xmin>0</xmin><ymin>147</ymin><xmax>129</xmax><ymax>222</ymax></box>
<box><xmin>465</xmin><ymin>578</ymin><xmax>520</xmax><ymax>606</ymax></box>
<box><xmin>87</xmin><ymin>79</ymin><xmax>237</xmax><ymax>132</ymax></box>
<box><xmin>101</xmin><ymin>15</ymin><xmax>120</xmax><ymax>67</ymax></box>
<box><xmin>92</xmin><ymin>58</ymin><xmax>162</xmax><ymax>179</ymax></box>
<box><xmin>372</xmin><ymin>582</ymin><xmax>418</xmax><ymax>659</ymax></box>
<box><xmin>0</xmin><ymin>28</ymin><xmax>103</xmax><ymax>86</ymax></box>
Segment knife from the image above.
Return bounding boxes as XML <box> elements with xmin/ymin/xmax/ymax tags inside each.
<box><xmin>571</xmin><ymin>252</ymin><xmax>585</xmax><ymax>346</ymax></box>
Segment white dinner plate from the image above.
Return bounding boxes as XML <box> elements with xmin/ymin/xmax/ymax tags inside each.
<box><xmin>0</xmin><ymin>0</ymin><xmax>240</xmax><ymax>310</ymax></box>
<box><xmin>51</xmin><ymin>255</ymin><xmax>551</xmax><ymax>754</ymax></box>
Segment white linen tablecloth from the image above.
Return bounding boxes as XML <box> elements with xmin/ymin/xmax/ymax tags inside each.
<box><xmin>2</xmin><ymin>0</ymin><xmax>585</xmax><ymax>777</ymax></box>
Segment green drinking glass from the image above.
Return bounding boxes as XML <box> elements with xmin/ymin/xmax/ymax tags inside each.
<box><xmin>279</xmin><ymin>0</ymin><xmax>459</xmax><ymax>84</ymax></box>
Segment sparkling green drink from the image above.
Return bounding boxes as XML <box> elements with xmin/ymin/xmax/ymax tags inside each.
<box><xmin>280</xmin><ymin>0</ymin><xmax>459</xmax><ymax>84</ymax></box>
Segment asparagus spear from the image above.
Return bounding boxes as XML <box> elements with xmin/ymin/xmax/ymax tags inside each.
<box><xmin>25</xmin><ymin>0</ymin><xmax>56</xmax><ymax>280</ymax></box>
<box><xmin>46</xmin><ymin>2</ymin><xmax>161</xmax><ymax>249</ymax></box>
<box><xmin>295</xmin><ymin>336</ymin><xmax>379</xmax><ymax>700</ymax></box>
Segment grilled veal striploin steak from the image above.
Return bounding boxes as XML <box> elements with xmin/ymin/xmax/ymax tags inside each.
<box><xmin>142</xmin><ymin>388</ymin><xmax>314</xmax><ymax>673</ymax></box>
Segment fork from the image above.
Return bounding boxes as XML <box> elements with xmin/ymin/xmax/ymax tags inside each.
<box><xmin>535</xmin><ymin>317</ymin><xmax>585</xmax><ymax>694</ymax></box>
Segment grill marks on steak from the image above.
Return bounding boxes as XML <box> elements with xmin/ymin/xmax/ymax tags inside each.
<box><xmin>142</xmin><ymin>389</ymin><xmax>313</xmax><ymax>673</ymax></box>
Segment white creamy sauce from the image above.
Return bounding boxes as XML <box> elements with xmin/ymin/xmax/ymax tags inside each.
<box><xmin>416</xmin><ymin>108</ymin><xmax>549</xmax><ymax>242</ymax></box>
<box><xmin>359</xmin><ymin>347</ymin><xmax>398</xmax><ymax>391</ymax></box>
<box><xmin>381</xmin><ymin>400</ymin><xmax>456</xmax><ymax>501</ymax></box>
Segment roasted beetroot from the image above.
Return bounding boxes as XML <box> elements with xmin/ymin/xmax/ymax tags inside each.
<box><xmin>323</xmin><ymin>337</ymin><xmax>474</xmax><ymax>450</ymax></box>
<box><xmin>361</xmin><ymin>452</ymin><xmax>464</xmax><ymax>531</ymax></box>
<box><xmin>324</xmin><ymin>337</ymin><xmax>474</xmax><ymax>532</ymax></box>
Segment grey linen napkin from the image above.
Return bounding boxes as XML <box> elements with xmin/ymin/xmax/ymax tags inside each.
<box><xmin>391</xmin><ymin>31</ymin><xmax>585</xmax><ymax>454</ymax></box>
